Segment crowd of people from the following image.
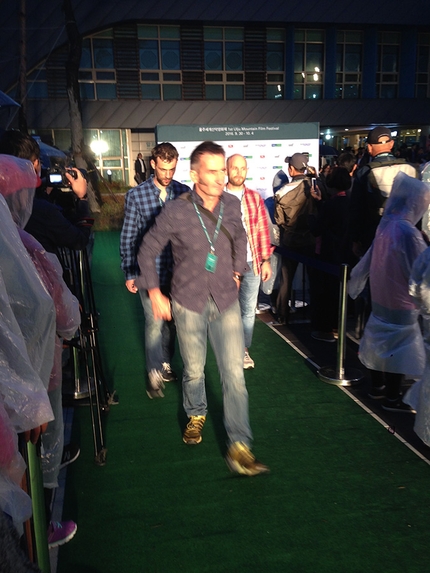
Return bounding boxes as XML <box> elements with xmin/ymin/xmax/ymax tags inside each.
<box><xmin>3</xmin><ymin>125</ymin><xmax>430</xmax><ymax>569</ymax></box>
<box><xmin>120</xmin><ymin>128</ymin><xmax>430</xmax><ymax>471</ymax></box>
<box><xmin>270</xmin><ymin>128</ymin><xmax>430</xmax><ymax>424</ymax></box>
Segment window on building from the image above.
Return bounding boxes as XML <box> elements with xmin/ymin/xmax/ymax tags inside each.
<box><xmin>335</xmin><ymin>31</ymin><xmax>362</xmax><ymax>99</ymax></box>
<box><xmin>377</xmin><ymin>32</ymin><xmax>400</xmax><ymax>98</ymax></box>
<box><xmin>79</xmin><ymin>31</ymin><xmax>117</xmax><ymax>100</ymax></box>
<box><xmin>138</xmin><ymin>25</ymin><xmax>182</xmax><ymax>100</ymax></box>
<box><xmin>266</xmin><ymin>29</ymin><xmax>285</xmax><ymax>99</ymax></box>
<box><xmin>416</xmin><ymin>34</ymin><xmax>430</xmax><ymax>98</ymax></box>
<box><xmin>294</xmin><ymin>30</ymin><xmax>324</xmax><ymax>99</ymax></box>
<box><xmin>86</xmin><ymin>129</ymin><xmax>126</xmax><ymax>182</ymax></box>
<box><xmin>27</xmin><ymin>67</ymin><xmax>48</xmax><ymax>99</ymax></box>
<box><xmin>203</xmin><ymin>27</ymin><xmax>244</xmax><ymax>100</ymax></box>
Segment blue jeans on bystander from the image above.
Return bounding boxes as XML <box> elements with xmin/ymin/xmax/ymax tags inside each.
<box><xmin>238</xmin><ymin>264</ymin><xmax>261</xmax><ymax>349</ymax></box>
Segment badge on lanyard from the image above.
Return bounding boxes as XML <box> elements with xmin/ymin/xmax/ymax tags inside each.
<box><xmin>193</xmin><ymin>200</ymin><xmax>224</xmax><ymax>274</ymax></box>
<box><xmin>205</xmin><ymin>251</ymin><xmax>217</xmax><ymax>273</ymax></box>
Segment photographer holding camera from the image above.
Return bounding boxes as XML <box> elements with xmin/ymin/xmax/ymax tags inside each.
<box><xmin>0</xmin><ymin>130</ymin><xmax>94</xmax><ymax>255</ymax></box>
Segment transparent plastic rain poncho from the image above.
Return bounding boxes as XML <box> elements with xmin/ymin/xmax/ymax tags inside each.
<box><xmin>0</xmin><ymin>156</ymin><xmax>56</xmax><ymax>388</ymax></box>
<box><xmin>0</xmin><ymin>154</ymin><xmax>81</xmax><ymax>489</ymax></box>
<box><xmin>402</xmin><ymin>246</ymin><xmax>430</xmax><ymax>446</ymax></box>
<box><xmin>348</xmin><ymin>172</ymin><xmax>430</xmax><ymax>376</ymax></box>
<box><xmin>0</xmin><ymin>183</ymin><xmax>56</xmax><ymax>531</ymax></box>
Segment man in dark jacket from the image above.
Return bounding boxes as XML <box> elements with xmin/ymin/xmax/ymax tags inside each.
<box><xmin>274</xmin><ymin>152</ymin><xmax>316</xmax><ymax>324</ymax></box>
<box><xmin>0</xmin><ymin>130</ymin><xmax>93</xmax><ymax>256</ymax></box>
<box><xmin>349</xmin><ymin>126</ymin><xmax>417</xmax><ymax>258</ymax></box>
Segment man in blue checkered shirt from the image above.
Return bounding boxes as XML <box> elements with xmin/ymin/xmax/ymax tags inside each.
<box><xmin>120</xmin><ymin>142</ymin><xmax>190</xmax><ymax>398</ymax></box>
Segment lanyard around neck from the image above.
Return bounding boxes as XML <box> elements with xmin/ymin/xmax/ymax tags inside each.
<box><xmin>192</xmin><ymin>200</ymin><xmax>224</xmax><ymax>253</ymax></box>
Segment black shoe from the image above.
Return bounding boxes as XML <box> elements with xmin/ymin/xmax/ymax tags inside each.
<box><xmin>311</xmin><ymin>331</ymin><xmax>336</xmax><ymax>343</ymax></box>
<box><xmin>60</xmin><ymin>443</ymin><xmax>80</xmax><ymax>469</ymax></box>
<box><xmin>161</xmin><ymin>362</ymin><xmax>177</xmax><ymax>383</ymax></box>
<box><xmin>381</xmin><ymin>398</ymin><xmax>416</xmax><ymax>414</ymax></box>
<box><xmin>368</xmin><ymin>385</ymin><xmax>386</xmax><ymax>400</ymax></box>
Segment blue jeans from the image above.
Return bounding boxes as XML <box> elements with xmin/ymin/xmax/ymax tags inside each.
<box><xmin>139</xmin><ymin>288</ymin><xmax>175</xmax><ymax>372</ymax></box>
<box><xmin>239</xmin><ymin>263</ymin><xmax>261</xmax><ymax>349</ymax></box>
<box><xmin>172</xmin><ymin>297</ymin><xmax>253</xmax><ymax>447</ymax></box>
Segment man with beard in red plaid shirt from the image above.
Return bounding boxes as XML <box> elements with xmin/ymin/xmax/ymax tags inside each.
<box><xmin>225</xmin><ymin>154</ymin><xmax>272</xmax><ymax>369</ymax></box>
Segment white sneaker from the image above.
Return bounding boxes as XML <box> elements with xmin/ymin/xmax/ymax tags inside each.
<box><xmin>243</xmin><ymin>351</ymin><xmax>255</xmax><ymax>369</ymax></box>
<box><xmin>146</xmin><ymin>369</ymin><xmax>165</xmax><ymax>399</ymax></box>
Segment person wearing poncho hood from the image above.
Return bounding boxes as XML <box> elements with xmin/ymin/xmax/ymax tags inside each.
<box><xmin>348</xmin><ymin>172</ymin><xmax>430</xmax><ymax>413</ymax></box>
<box><xmin>0</xmin><ymin>154</ymin><xmax>81</xmax><ymax>548</ymax></box>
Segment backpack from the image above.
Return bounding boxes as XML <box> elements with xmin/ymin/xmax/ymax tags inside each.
<box><xmin>275</xmin><ymin>178</ymin><xmax>316</xmax><ymax>250</ymax></box>
<box><xmin>367</xmin><ymin>158</ymin><xmax>418</xmax><ymax>198</ymax></box>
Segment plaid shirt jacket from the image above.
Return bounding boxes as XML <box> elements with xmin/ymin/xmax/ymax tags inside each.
<box><xmin>242</xmin><ymin>187</ymin><xmax>272</xmax><ymax>275</ymax></box>
<box><xmin>120</xmin><ymin>176</ymin><xmax>190</xmax><ymax>284</ymax></box>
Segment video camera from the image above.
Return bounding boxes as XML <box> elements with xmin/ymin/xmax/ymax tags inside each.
<box><xmin>46</xmin><ymin>165</ymin><xmax>78</xmax><ymax>188</ymax></box>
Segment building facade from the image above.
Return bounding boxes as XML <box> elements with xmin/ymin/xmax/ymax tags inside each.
<box><xmin>2</xmin><ymin>1</ymin><xmax>430</xmax><ymax>184</ymax></box>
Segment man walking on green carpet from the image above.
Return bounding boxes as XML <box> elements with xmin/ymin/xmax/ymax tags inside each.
<box><xmin>120</xmin><ymin>142</ymin><xmax>190</xmax><ymax>399</ymax></box>
<box><xmin>136</xmin><ymin>141</ymin><xmax>269</xmax><ymax>476</ymax></box>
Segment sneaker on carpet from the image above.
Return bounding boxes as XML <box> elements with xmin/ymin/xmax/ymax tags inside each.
<box><xmin>183</xmin><ymin>415</ymin><xmax>206</xmax><ymax>444</ymax></box>
<box><xmin>161</xmin><ymin>362</ymin><xmax>177</xmax><ymax>382</ymax></box>
<box><xmin>381</xmin><ymin>398</ymin><xmax>416</xmax><ymax>414</ymax></box>
<box><xmin>243</xmin><ymin>351</ymin><xmax>255</xmax><ymax>369</ymax></box>
<box><xmin>59</xmin><ymin>443</ymin><xmax>80</xmax><ymax>469</ymax></box>
<box><xmin>146</xmin><ymin>369</ymin><xmax>165</xmax><ymax>399</ymax></box>
<box><xmin>368</xmin><ymin>385</ymin><xmax>386</xmax><ymax>400</ymax></box>
<box><xmin>225</xmin><ymin>442</ymin><xmax>270</xmax><ymax>476</ymax></box>
<box><xmin>47</xmin><ymin>521</ymin><xmax>77</xmax><ymax>549</ymax></box>
<box><xmin>311</xmin><ymin>330</ymin><xmax>336</xmax><ymax>342</ymax></box>
<box><xmin>256</xmin><ymin>303</ymin><xmax>271</xmax><ymax>313</ymax></box>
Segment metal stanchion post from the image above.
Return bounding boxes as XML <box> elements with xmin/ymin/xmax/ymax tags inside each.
<box><xmin>27</xmin><ymin>441</ymin><xmax>51</xmax><ymax>573</ymax></box>
<box><xmin>318</xmin><ymin>264</ymin><xmax>364</xmax><ymax>386</ymax></box>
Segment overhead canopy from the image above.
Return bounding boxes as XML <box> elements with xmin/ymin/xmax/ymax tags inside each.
<box><xmin>32</xmin><ymin>136</ymin><xmax>67</xmax><ymax>169</ymax></box>
<box><xmin>0</xmin><ymin>91</ymin><xmax>20</xmax><ymax>108</ymax></box>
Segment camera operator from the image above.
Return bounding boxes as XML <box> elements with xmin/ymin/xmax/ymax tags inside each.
<box><xmin>0</xmin><ymin>130</ymin><xmax>94</xmax><ymax>255</ymax></box>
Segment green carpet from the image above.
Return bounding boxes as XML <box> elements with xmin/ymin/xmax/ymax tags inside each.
<box><xmin>58</xmin><ymin>231</ymin><xmax>430</xmax><ymax>573</ymax></box>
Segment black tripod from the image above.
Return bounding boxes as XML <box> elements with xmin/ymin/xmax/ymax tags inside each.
<box><xmin>59</xmin><ymin>243</ymin><xmax>117</xmax><ymax>465</ymax></box>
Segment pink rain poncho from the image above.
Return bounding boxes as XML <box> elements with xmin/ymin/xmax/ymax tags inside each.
<box><xmin>349</xmin><ymin>172</ymin><xmax>430</xmax><ymax>377</ymax></box>
<box><xmin>0</xmin><ymin>189</ymin><xmax>54</xmax><ymax>532</ymax></box>
<box><xmin>0</xmin><ymin>154</ymin><xmax>81</xmax><ymax>489</ymax></box>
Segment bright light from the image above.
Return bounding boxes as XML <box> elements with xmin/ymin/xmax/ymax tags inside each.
<box><xmin>325</xmin><ymin>134</ymin><xmax>332</xmax><ymax>140</ymax></box>
<box><xmin>391</xmin><ymin>130</ymin><xmax>398</xmax><ymax>137</ymax></box>
<box><xmin>107</xmin><ymin>169</ymin><xmax>112</xmax><ymax>175</ymax></box>
<box><xmin>91</xmin><ymin>140</ymin><xmax>108</xmax><ymax>155</ymax></box>
<box><xmin>313</xmin><ymin>73</ymin><xmax>319</xmax><ymax>81</ymax></box>
<box><xmin>315</xmin><ymin>67</ymin><xmax>320</xmax><ymax>72</ymax></box>
<box><xmin>345</xmin><ymin>128</ymin><xmax>349</xmax><ymax>131</ymax></box>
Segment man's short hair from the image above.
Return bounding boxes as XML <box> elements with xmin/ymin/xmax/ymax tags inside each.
<box><xmin>0</xmin><ymin>130</ymin><xmax>40</xmax><ymax>162</ymax></box>
<box><xmin>326</xmin><ymin>167</ymin><xmax>351</xmax><ymax>192</ymax></box>
<box><xmin>337</xmin><ymin>152</ymin><xmax>356</xmax><ymax>173</ymax></box>
<box><xmin>190</xmin><ymin>141</ymin><xmax>225</xmax><ymax>171</ymax></box>
<box><xmin>151</xmin><ymin>142</ymin><xmax>179</xmax><ymax>163</ymax></box>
